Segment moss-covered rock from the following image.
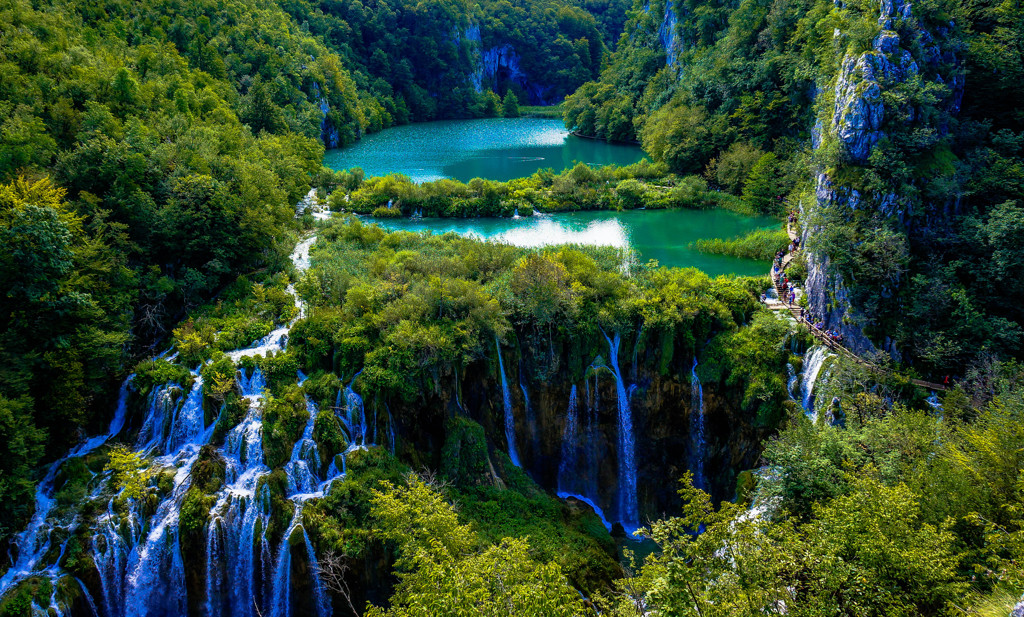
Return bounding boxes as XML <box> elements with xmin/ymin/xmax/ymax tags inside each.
<box><xmin>312</xmin><ymin>410</ymin><xmax>347</xmax><ymax>465</ymax></box>
<box><xmin>441</xmin><ymin>416</ymin><xmax>491</xmax><ymax>486</ymax></box>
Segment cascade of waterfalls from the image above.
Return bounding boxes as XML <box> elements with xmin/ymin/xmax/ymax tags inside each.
<box><xmin>0</xmin><ymin>374</ymin><xmax>133</xmax><ymax>604</ymax></box>
<box><xmin>495</xmin><ymin>338</ymin><xmax>520</xmax><ymax>467</ymax></box>
<box><xmin>690</xmin><ymin>359</ymin><xmax>707</xmax><ymax>491</ymax></box>
<box><xmin>2</xmin><ymin>233</ymin><xmax>337</xmax><ymax>615</ymax></box>
<box><xmin>601</xmin><ymin>331</ymin><xmax>638</xmax><ymax>532</ymax></box>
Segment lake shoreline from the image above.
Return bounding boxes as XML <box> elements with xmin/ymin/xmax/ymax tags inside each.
<box><xmin>322</xmin><ymin>117</ymin><xmax>647</xmax><ymax>183</ymax></box>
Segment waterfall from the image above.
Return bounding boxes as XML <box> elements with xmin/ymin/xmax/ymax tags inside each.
<box><xmin>520</xmin><ymin>376</ymin><xmax>540</xmax><ymax>461</ymax></box>
<box><xmin>207</xmin><ymin>369</ymin><xmax>272</xmax><ymax>617</ymax></box>
<box><xmin>0</xmin><ymin>373</ymin><xmax>135</xmax><ymax>599</ymax></box>
<box><xmin>800</xmin><ymin>346</ymin><xmax>833</xmax><ymax>422</ymax></box>
<box><xmin>284</xmin><ymin>397</ymin><xmax>322</xmax><ymax>497</ymax></box>
<box><xmin>387</xmin><ymin>406</ymin><xmax>397</xmax><ymax>455</ymax></box>
<box><xmin>123</xmin><ymin>439</ymin><xmax>209</xmax><ymax>617</ymax></box>
<box><xmin>135</xmin><ymin>382</ymin><xmax>180</xmax><ymax>452</ymax></box>
<box><xmin>556</xmin><ymin>385</ymin><xmax>613</xmax><ymax>531</ymax></box>
<box><xmin>93</xmin><ymin>501</ymin><xmax>142</xmax><ymax>617</ymax></box>
<box><xmin>165</xmin><ymin>375</ymin><xmax>206</xmax><ymax>453</ymax></box>
<box><xmin>495</xmin><ymin>338</ymin><xmax>520</xmax><ymax>467</ymax></box>
<box><xmin>341</xmin><ymin>375</ymin><xmax>369</xmax><ymax>447</ymax></box>
<box><xmin>602</xmin><ymin>331</ymin><xmax>638</xmax><ymax>532</ymax></box>
<box><xmin>270</xmin><ymin>505</ymin><xmax>332</xmax><ymax>617</ymax></box>
<box><xmin>557</xmin><ymin>385</ymin><xmax>579</xmax><ymax>494</ymax></box>
<box><xmin>4</xmin><ymin>233</ymin><xmax>331</xmax><ymax>615</ymax></box>
<box><xmin>690</xmin><ymin>359</ymin><xmax>707</xmax><ymax>491</ymax></box>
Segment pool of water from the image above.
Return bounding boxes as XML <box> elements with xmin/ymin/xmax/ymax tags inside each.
<box><xmin>372</xmin><ymin>209</ymin><xmax>778</xmax><ymax>276</ymax></box>
<box><xmin>323</xmin><ymin>118</ymin><xmax>647</xmax><ymax>182</ymax></box>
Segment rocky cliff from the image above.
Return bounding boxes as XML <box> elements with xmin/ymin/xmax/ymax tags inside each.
<box><xmin>801</xmin><ymin>0</ymin><xmax>963</xmax><ymax>357</ymax></box>
<box><xmin>464</xmin><ymin>25</ymin><xmax>559</xmax><ymax>105</ymax></box>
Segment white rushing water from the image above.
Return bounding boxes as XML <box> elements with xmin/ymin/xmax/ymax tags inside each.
<box><xmin>2</xmin><ymin>231</ymin><xmax>353</xmax><ymax>616</ymax></box>
<box><xmin>0</xmin><ymin>376</ymin><xmax>134</xmax><ymax>607</ymax></box>
<box><xmin>602</xmin><ymin>331</ymin><xmax>638</xmax><ymax>533</ymax></box>
<box><xmin>800</xmin><ymin>346</ymin><xmax>833</xmax><ymax>423</ymax></box>
<box><xmin>557</xmin><ymin>384</ymin><xmax>612</xmax><ymax>531</ymax></box>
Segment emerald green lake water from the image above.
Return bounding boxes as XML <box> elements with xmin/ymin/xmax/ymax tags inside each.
<box><xmin>323</xmin><ymin>118</ymin><xmax>647</xmax><ymax>182</ymax></box>
<box><xmin>373</xmin><ymin>209</ymin><xmax>778</xmax><ymax>276</ymax></box>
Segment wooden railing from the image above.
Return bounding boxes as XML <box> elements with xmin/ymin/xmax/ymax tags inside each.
<box><xmin>767</xmin><ymin>221</ymin><xmax>946</xmax><ymax>392</ymax></box>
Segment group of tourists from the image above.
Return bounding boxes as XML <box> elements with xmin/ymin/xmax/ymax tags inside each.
<box><xmin>765</xmin><ymin>214</ymin><xmax>847</xmax><ymax>347</ymax></box>
<box><xmin>799</xmin><ymin>308</ymin><xmax>845</xmax><ymax>343</ymax></box>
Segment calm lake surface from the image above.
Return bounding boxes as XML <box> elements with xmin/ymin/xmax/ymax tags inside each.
<box><xmin>323</xmin><ymin>118</ymin><xmax>646</xmax><ymax>182</ymax></box>
<box><xmin>372</xmin><ymin>209</ymin><xmax>778</xmax><ymax>276</ymax></box>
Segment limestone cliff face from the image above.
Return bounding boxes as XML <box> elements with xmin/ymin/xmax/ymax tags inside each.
<box><xmin>657</xmin><ymin>0</ymin><xmax>684</xmax><ymax>68</ymax></box>
<box><xmin>389</xmin><ymin>338</ymin><xmax>770</xmax><ymax>530</ymax></box>
<box><xmin>801</xmin><ymin>0</ymin><xmax>962</xmax><ymax>356</ymax></box>
<box><xmin>311</xmin><ymin>81</ymin><xmax>340</xmax><ymax>149</ymax></box>
<box><xmin>463</xmin><ymin>24</ymin><xmax>558</xmax><ymax>105</ymax></box>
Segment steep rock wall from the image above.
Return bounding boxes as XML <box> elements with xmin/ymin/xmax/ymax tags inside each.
<box><xmin>463</xmin><ymin>24</ymin><xmax>560</xmax><ymax>105</ymax></box>
<box><xmin>801</xmin><ymin>0</ymin><xmax>963</xmax><ymax>357</ymax></box>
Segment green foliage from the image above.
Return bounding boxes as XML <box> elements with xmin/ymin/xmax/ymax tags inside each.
<box><xmin>710</xmin><ymin>142</ymin><xmax>764</xmax><ymax>195</ymax></box>
<box><xmin>338</xmin><ymin>161</ymin><xmax>719</xmax><ymax>219</ymax></box>
<box><xmin>692</xmin><ymin>228</ymin><xmax>789</xmax><ymax>261</ymax></box>
<box><xmin>261</xmin><ymin>384</ymin><xmax>309</xmax><ymax>468</ymax></box>
<box><xmin>742</xmin><ymin>152</ymin><xmax>784</xmax><ymax>214</ymax></box>
<box><xmin>700</xmin><ymin>311</ymin><xmax>792</xmax><ymax>425</ymax></box>
<box><xmin>597</xmin><ymin>471</ymin><xmax>965</xmax><ymax>616</ymax></box>
<box><xmin>105</xmin><ymin>445</ymin><xmax>151</xmax><ymax>500</ymax></box>
<box><xmin>440</xmin><ymin>416</ymin><xmax>492</xmax><ymax>486</ymax></box>
<box><xmin>502</xmin><ymin>90</ymin><xmax>521</xmax><ymax>118</ymax></box>
<box><xmin>365</xmin><ymin>474</ymin><xmax>591</xmax><ymax>617</ymax></box>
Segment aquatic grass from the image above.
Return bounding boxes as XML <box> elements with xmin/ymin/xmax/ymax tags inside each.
<box><xmin>690</xmin><ymin>227</ymin><xmax>789</xmax><ymax>261</ymax></box>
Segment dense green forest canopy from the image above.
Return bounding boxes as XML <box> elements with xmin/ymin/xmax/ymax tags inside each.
<box><xmin>3</xmin><ymin>0</ymin><xmax>1024</xmax><ymax>609</ymax></box>
<box><xmin>563</xmin><ymin>0</ymin><xmax>1024</xmax><ymax>375</ymax></box>
<box><xmin>0</xmin><ymin>0</ymin><xmax>630</xmax><ymax>536</ymax></box>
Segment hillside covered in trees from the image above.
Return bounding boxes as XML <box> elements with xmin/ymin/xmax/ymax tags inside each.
<box><xmin>3</xmin><ymin>0</ymin><xmax>1024</xmax><ymax>612</ymax></box>
<box><xmin>563</xmin><ymin>0</ymin><xmax>1024</xmax><ymax>377</ymax></box>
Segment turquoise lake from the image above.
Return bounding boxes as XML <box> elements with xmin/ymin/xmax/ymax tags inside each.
<box><xmin>372</xmin><ymin>209</ymin><xmax>778</xmax><ymax>276</ymax></box>
<box><xmin>323</xmin><ymin>118</ymin><xmax>647</xmax><ymax>182</ymax></box>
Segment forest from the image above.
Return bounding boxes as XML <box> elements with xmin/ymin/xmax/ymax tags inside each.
<box><xmin>2</xmin><ymin>0</ymin><xmax>1024</xmax><ymax>610</ymax></box>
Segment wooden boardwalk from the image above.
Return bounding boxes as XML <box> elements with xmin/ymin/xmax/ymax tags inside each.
<box><xmin>766</xmin><ymin>223</ymin><xmax>946</xmax><ymax>392</ymax></box>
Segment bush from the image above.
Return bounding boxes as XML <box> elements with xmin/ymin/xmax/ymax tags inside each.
<box><xmin>692</xmin><ymin>227</ymin><xmax>790</xmax><ymax>260</ymax></box>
